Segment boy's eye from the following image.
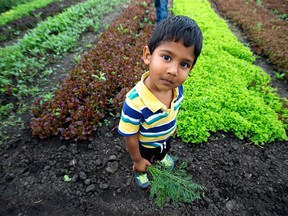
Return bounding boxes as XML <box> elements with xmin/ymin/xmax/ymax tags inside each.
<box><xmin>162</xmin><ymin>55</ymin><xmax>171</xmax><ymax>61</ymax></box>
<box><xmin>181</xmin><ymin>62</ymin><xmax>190</xmax><ymax>68</ymax></box>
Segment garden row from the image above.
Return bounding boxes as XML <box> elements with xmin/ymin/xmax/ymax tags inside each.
<box><xmin>0</xmin><ymin>0</ymin><xmax>62</xmax><ymax>26</ymax></box>
<box><xmin>31</xmin><ymin>0</ymin><xmax>288</xmax><ymax>144</ymax></box>
<box><xmin>31</xmin><ymin>0</ymin><xmax>154</xmax><ymax>140</ymax></box>
<box><xmin>0</xmin><ymin>0</ymin><xmax>38</xmax><ymax>13</ymax></box>
<box><xmin>260</xmin><ymin>0</ymin><xmax>287</xmax><ymax>20</ymax></box>
<box><xmin>210</xmin><ymin>0</ymin><xmax>288</xmax><ymax>79</ymax></box>
<box><xmin>0</xmin><ymin>0</ymin><xmax>84</xmax><ymax>44</ymax></box>
<box><xmin>0</xmin><ymin>0</ymin><xmax>127</xmax><ymax>113</ymax></box>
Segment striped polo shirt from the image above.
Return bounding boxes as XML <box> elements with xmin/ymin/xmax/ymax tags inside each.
<box><xmin>118</xmin><ymin>71</ymin><xmax>184</xmax><ymax>149</ymax></box>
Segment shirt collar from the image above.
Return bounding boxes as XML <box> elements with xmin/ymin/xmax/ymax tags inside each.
<box><xmin>135</xmin><ymin>71</ymin><xmax>179</xmax><ymax>113</ymax></box>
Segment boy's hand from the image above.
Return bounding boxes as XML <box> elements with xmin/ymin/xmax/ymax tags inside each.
<box><xmin>133</xmin><ymin>158</ymin><xmax>151</xmax><ymax>172</ymax></box>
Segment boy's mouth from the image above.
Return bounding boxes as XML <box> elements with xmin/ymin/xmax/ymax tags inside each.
<box><xmin>161</xmin><ymin>78</ymin><xmax>174</xmax><ymax>85</ymax></box>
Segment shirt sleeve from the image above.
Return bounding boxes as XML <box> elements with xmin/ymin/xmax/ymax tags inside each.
<box><xmin>118</xmin><ymin>99</ymin><xmax>141</xmax><ymax>137</ymax></box>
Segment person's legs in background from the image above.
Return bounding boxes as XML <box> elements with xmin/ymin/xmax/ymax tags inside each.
<box><xmin>154</xmin><ymin>0</ymin><xmax>168</xmax><ymax>23</ymax></box>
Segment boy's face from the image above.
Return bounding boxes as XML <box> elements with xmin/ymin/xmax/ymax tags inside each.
<box><xmin>143</xmin><ymin>41</ymin><xmax>195</xmax><ymax>92</ymax></box>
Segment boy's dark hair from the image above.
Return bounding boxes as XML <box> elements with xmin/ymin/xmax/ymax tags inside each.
<box><xmin>148</xmin><ymin>15</ymin><xmax>203</xmax><ymax>66</ymax></box>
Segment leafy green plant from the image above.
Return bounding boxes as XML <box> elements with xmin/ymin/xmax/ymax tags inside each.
<box><xmin>172</xmin><ymin>0</ymin><xmax>288</xmax><ymax>144</ymax></box>
<box><xmin>256</xmin><ymin>0</ymin><xmax>262</xmax><ymax>6</ymax></box>
<box><xmin>63</xmin><ymin>174</ymin><xmax>72</xmax><ymax>182</ymax></box>
<box><xmin>278</xmin><ymin>13</ymin><xmax>288</xmax><ymax>21</ymax></box>
<box><xmin>274</xmin><ymin>72</ymin><xmax>285</xmax><ymax>80</ymax></box>
<box><xmin>92</xmin><ymin>71</ymin><xmax>106</xmax><ymax>81</ymax></box>
<box><xmin>208</xmin><ymin>0</ymin><xmax>288</xmax><ymax>79</ymax></box>
<box><xmin>0</xmin><ymin>103</ymin><xmax>14</xmax><ymax>118</ymax></box>
<box><xmin>147</xmin><ymin>162</ymin><xmax>206</xmax><ymax>207</ymax></box>
<box><xmin>256</xmin><ymin>21</ymin><xmax>263</xmax><ymax>31</ymax></box>
<box><xmin>0</xmin><ymin>0</ymin><xmax>61</xmax><ymax>26</ymax></box>
<box><xmin>117</xmin><ymin>24</ymin><xmax>130</xmax><ymax>34</ymax></box>
<box><xmin>0</xmin><ymin>0</ymin><xmax>34</xmax><ymax>13</ymax></box>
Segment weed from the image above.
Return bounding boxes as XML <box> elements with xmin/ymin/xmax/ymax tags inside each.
<box><xmin>92</xmin><ymin>71</ymin><xmax>106</xmax><ymax>81</ymax></box>
<box><xmin>117</xmin><ymin>24</ymin><xmax>130</xmax><ymax>34</ymax></box>
<box><xmin>256</xmin><ymin>22</ymin><xmax>262</xmax><ymax>30</ymax></box>
<box><xmin>256</xmin><ymin>0</ymin><xmax>262</xmax><ymax>6</ymax></box>
<box><xmin>147</xmin><ymin>162</ymin><xmax>206</xmax><ymax>207</ymax></box>
<box><xmin>274</xmin><ymin>72</ymin><xmax>285</xmax><ymax>80</ymax></box>
<box><xmin>0</xmin><ymin>103</ymin><xmax>14</xmax><ymax>118</ymax></box>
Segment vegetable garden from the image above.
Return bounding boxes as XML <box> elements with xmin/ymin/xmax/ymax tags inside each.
<box><xmin>0</xmin><ymin>0</ymin><xmax>287</xmax><ymax>215</ymax></box>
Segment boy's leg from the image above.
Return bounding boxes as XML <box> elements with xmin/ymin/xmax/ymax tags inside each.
<box><xmin>138</xmin><ymin>138</ymin><xmax>172</xmax><ymax>162</ymax></box>
<box><xmin>133</xmin><ymin>145</ymin><xmax>159</xmax><ymax>189</ymax></box>
<box><xmin>154</xmin><ymin>138</ymin><xmax>174</xmax><ymax>170</ymax></box>
<box><xmin>153</xmin><ymin>137</ymin><xmax>171</xmax><ymax>161</ymax></box>
<box><xmin>140</xmin><ymin>139</ymin><xmax>174</xmax><ymax>169</ymax></box>
<box><xmin>134</xmin><ymin>140</ymin><xmax>173</xmax><ymax>188</ymax></box>
<box><xmin>139</xmin><ymin>144</ymin><xmax>160</xmax><ymax>162</ymax></box>
<box><xmin>134</xmin><ymin>144</ymin><xmax>165</xmax><ymax>188</ymax></box>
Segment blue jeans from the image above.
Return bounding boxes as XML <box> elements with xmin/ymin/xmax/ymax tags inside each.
<box><xmin>154</xmin><ymin>0</ymin><xmax>168</xmax><ymax>23</ymax></box>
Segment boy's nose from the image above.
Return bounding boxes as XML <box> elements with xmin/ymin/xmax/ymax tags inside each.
<box><xmin>167</xmin><ymin>63</ymin><xmax>179</xmax><ymax>75</ymax></box>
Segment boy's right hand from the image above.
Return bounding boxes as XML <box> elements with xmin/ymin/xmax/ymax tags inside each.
<box><xmin>133</xmin><ymin>157</ymin><xmax>151</xmax><ymax>172</ymax></box>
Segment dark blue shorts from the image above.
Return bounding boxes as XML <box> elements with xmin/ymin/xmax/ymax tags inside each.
<box><xmin>139</xmin><ymin>137</ymin><xmax>171</xmax><ymax>162</ymax></box>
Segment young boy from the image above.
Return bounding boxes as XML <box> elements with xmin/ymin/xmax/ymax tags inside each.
<box><xmin>118</xmin><ymin>16</ymin><xmax>203</xmax><ymax>188</ymax></box>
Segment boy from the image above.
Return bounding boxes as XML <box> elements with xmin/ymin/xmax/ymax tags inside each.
<box><xmin>118</xmin><ymin>16</ymin><xmax>203</xmax><ymax>188</ymax></box>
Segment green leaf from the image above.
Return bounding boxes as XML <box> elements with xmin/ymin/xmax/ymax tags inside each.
<box><xmin>147</xmin><ymin>162</ymin><xmax>206</xmax><ymax>207</ymax></box>
<box><xmin>63</xmin><ymin>175</ymin><xmax>72</xmax><ymax>182</ymax></box>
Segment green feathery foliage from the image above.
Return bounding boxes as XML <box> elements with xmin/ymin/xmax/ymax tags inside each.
<box><xmin>146</xmin><ymin>163</ymin><xmax>206</xmax><ymax>207</ymax></box>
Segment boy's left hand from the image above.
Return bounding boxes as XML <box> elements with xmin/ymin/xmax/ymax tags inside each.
<box><xmin>133</xmin><ymin>157</ymin><xmax>151</xmax><ymax>172</ymax></box>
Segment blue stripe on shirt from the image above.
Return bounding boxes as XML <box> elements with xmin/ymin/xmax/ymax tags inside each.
<box><xmin>140</xmin><ymin>124</ymin><xmax>176</xmax><ymax>138</ymax></box>
<box><xmin>141</xmin><ymin>107</ymin><xmax>169</xmax><ymax>125</ymax></box>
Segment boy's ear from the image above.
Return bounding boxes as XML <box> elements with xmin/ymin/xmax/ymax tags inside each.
<box><xmin>143</xmin><ymin>46</ymin><xmax>151</xmax><ymax>65</ymax></box>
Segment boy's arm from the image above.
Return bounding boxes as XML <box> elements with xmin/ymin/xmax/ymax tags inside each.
<box><xmin>124</xmin><ymin>134</ymin><xmax>151</xmax><ymax>172</ymax></box>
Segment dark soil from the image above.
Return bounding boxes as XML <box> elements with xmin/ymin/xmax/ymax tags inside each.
<box><xmin>1</xmin><ymin>0</ymin><xmax>288</xmax><ymax>216</ymax></box>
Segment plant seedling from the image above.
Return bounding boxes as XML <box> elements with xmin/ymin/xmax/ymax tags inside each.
<box><xmin>63</xmin><ymin>175</ymin><xmax>72</xmax><ymax>182</ymax></box>
<box><xmin>146</xmin><ymin>162</ymin><xmax>206</xmax><ymax>207</ymax></box>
